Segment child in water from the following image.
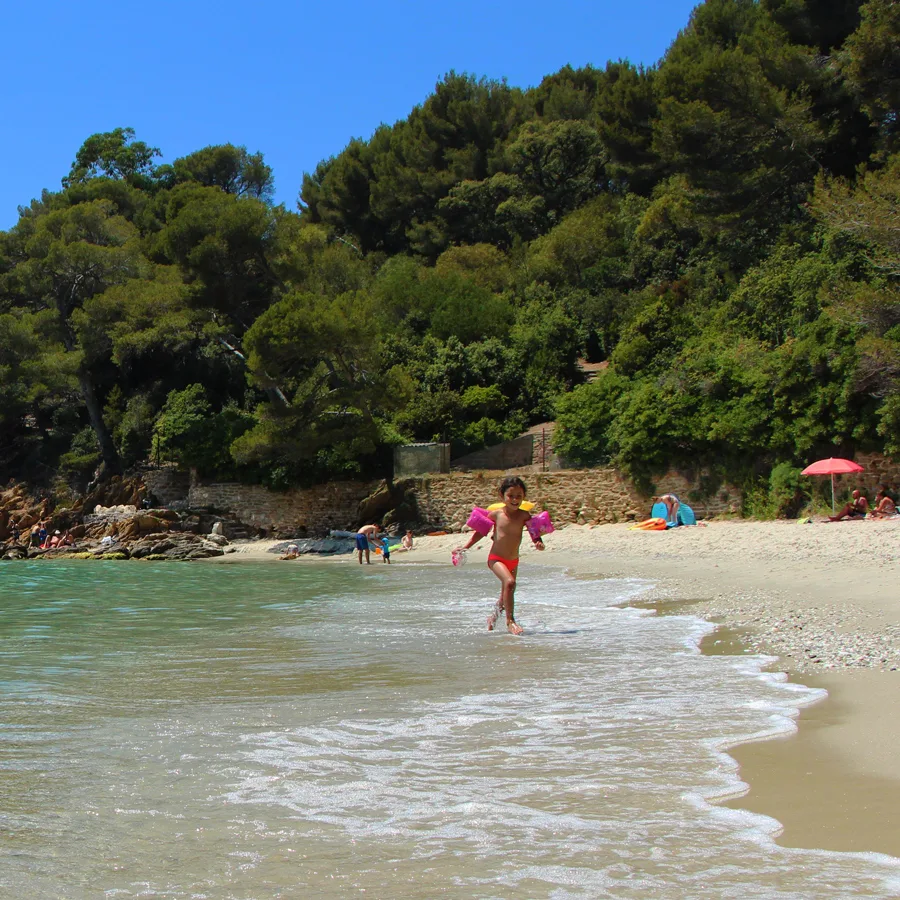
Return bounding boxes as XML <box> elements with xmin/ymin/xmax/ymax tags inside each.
<box><xmin>455</xmin><ymin>476</ymin><xmax>545</xmax><ymax>635</ymax></box>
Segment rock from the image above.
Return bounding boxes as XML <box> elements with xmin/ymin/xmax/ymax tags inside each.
<box><xmin>205</xmin><ymin>533</ymin><xmax>229</xmax><ymax>546</ymax></box>
<box><xmin>181</xmin><ymin>515</ymin><xmax>202</xmax><ymax>534</ymax></box>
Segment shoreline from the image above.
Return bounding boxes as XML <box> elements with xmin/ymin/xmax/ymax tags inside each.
<box><xmin>218</xmin><ymin>518</ymin><xmax>900</xmax><ymax>856</ymax></box>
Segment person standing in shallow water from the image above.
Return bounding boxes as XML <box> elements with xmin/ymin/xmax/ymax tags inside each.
<box><xmin>454</xmin><ymin>476</ymin><xmax>545</xmax><ymax>635</ymax></box>
<box><xmin>355</xmin><ymin>524</ymin><xmax>380</xmax><ymax>564</ymax></box>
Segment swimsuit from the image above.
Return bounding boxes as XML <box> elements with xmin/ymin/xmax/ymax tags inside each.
<box><xmin>355</xmin><ymin>533</ymin><xmax>371</xmax><ymax>551</ymax></box>
<box><xmin>488</xmin><ymin>553</ymin><xmax>519</xmax><ymax>572</ymax></box>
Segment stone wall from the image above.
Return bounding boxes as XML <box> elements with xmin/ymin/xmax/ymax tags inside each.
<box><xmin>187</xmin><ymin>480</ymin><xmax>378</xmax><ymax>535</ymax></box>
<box><xmin>142</xmin><ymin>467</ymin><xmax>191</xmax><ymax>508</ymax></box>
<box><xmin>846</xmin><ymin>452</ymin><xmax>900</xmax><ymax>493</ymax></box>
<box><xmin>136</xmin><ymin>451</ymin><xmax>900</xmax><ymax>536</ymax></box>
<box><xmin>170</xmin><ymin>464</ymin><xmax>743</xmax><ymax>535</ymax></box>
<box><xmin>409</xmin><ymin>468</ymin><xmax>742</xmax><ymax>529</ymax></box>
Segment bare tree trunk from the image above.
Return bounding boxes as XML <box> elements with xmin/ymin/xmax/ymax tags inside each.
<box><xmin>78</xmin><ymin>371</ymin><xmax>122</xmax><ymax>476</ymax></box>
<box><xmin>56</xmin><ymin>287</ymin><xmax>122</xmax><ymax>477</ymax></box>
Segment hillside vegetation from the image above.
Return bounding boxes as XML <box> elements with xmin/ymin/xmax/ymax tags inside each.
<box><xmin>1</xmin><ymin>0</ymin><xmax>897</xmax><ymax>509</ymax></box>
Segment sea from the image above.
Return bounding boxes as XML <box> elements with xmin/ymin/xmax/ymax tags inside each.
<box><xmin>0</xmin><ymin>559</ymin><xmax>898</xmax><ymax>899</ymax></box>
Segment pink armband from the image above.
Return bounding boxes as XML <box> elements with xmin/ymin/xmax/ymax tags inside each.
<box><xmin>526</xmin><ymin>511</ymin><xmax>554</xmax><ymax>540</ymax></box>
<box><xmin>466</xmin><ymin>507</ymin><xmax>494</xmax><ymax>536</ymax></box>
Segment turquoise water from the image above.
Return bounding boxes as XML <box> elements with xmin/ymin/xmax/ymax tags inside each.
<box><xmin>0</xmin><ymin>559</ymin><xmax>898</xmax><ymax>899</ymax></box>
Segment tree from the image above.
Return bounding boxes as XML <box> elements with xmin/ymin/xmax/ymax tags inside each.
<box><xmin>811</xmin><ymin>155</ymin><xmax>900</xmax><ymax>278</ymax></box>
<box><xmin>233</xmin><ymin>291</ymin><xmax>383</xmax><ymax>471</ymax></box>
<box><xmin>164</xmin><ymin>144</ymin><xmax>275</xmax><ymax>201</ymax></box>
<box><xmin>839</xmin><ymin>0</ymin><xmax>900</xmax><ymax>155</ymax></box>
<box><xmin>1</xmin><ymin>199</ymin><xmax>144</xmax><ymax>473</ymax></box>
<box><xmin>63</xmin><ymin>127</ymin><xmax>161</xmax><ymax>189</ymax></box>
<box><xmin>652</xmin><ymin>0</ymin><xmax>824</xmax><ymax>243</ymax></box>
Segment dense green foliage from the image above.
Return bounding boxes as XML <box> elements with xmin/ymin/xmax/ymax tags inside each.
<box><xmin>1</xmin><ymin>0</ymin><xmax>897</xmax><ymax>505</ymax></box>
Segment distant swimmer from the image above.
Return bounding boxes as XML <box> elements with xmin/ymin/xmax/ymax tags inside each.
<box><xmin>453</xmin><ymin>476</ymin><xmax>547</xmax><ymax>636</ymax></box>
<box><xmin>356</xmin><ymin>523</ymin><xmax>380</xmax><ymax>565</ymax></box>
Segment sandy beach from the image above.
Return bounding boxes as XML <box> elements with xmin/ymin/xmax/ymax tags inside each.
<box><xmin>220</xmin><ymin>517</ymin><xmax>900</xmax><ymax>857</ymax></box>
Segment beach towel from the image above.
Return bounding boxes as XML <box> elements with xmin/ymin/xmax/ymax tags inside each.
<box><xmin>651</xmin><ymin>501</ymin><xmax>668</xmax><ymax>520</ymax></box>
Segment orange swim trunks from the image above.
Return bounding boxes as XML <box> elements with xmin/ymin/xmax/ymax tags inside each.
<box><xmin>488</xmin><ymin>554</ymin><xmax>519</xmax><ymax>572</ymax></box>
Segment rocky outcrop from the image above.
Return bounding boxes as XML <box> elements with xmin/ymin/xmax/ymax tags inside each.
<box><xmin>1</xmin><ymin>485</ymin><xmax>228</xmax><ymax>561</ymax></box>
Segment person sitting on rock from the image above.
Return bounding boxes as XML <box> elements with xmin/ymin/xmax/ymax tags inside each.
<box><xmin>829</xmin><ymin>489</ymin><xmax>868</xmax><ymax>521</ymax></box>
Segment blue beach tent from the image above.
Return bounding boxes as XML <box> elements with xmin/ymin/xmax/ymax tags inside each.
<box><xmin>649</xmin><ymin>500</ymin><xmax>696</xmax><ymax>527</ymax></box>
<box><xmin>677</xmin><ymin>503</ymin><xmax>696</xmax><ymax>526</ymax></box>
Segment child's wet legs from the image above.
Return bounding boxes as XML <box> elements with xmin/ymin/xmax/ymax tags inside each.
<box><xmin>488</xmin><ymin>559</ymin><xmax>520</xmax><ymax>633</ymax></box>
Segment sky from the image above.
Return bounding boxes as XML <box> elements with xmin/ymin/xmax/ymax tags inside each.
<box><xmin>1</xmin><ymin>0</ymin><xmax>700</xmax><ymax>229</ymax></box>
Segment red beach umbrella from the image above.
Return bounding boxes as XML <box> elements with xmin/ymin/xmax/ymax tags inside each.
<box><xmin>800</xmin><ymin>458</ymin><xmax>864</xmax><ymax>514</ymax></box>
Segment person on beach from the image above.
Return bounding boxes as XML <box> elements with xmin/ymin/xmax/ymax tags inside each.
<box><xmin>454</xmin><ymin>476</ymin><xmax>545</xmax><ymax>636</ymax></box>
<box><xmin>356</xmin><ymin>524</ymin><xmax>380</xmax><ymax>564</ymax></box>
<box><xmin>829</xmin><ymin>489</ymin><xmax>868</xmax><ymax>521</ymax></box>
<box><xmin>871</xmin><ymin>486</ymin><xmax>898</xmax><ymax>518</ymax></box>
<box><xmin>401</xmin><ymin>530</ymin><xmax>414</xmax><ymax>551</ymax></box>
<box><xmin>654</xmin><ymin>493</ymin><xmax>680</xmax><ymax>525</ymax></box>
<box><xmin>380</xmin><ymin>535</ymin><xmax>391</xmax><ymax>564</ymax></box>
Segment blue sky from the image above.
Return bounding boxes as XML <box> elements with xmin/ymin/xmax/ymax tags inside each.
<box><xmin>2</xmin><ymin>0</ymin><xmax>699</xmax><ymax>229</ymax></box>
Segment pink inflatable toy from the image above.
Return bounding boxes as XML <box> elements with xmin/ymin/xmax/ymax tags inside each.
<box><xmin>466</xmin><ymin>507</ymin><xmax>494</xmax><ymax>536</ymax></box>
<box><xmin>526</xmin><ymin>511</ymin><xmax>554</xmax><ymax>540</ymax></box>
<box><xmin>451</xmin><ymin>549</ymin><xmax>468</xmax><ymax>566</ymax></box>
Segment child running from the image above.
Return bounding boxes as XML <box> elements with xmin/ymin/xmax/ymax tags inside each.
<box><xmin>455</xmin><ymin>476</ymin><xmax>545</xmax><ymax>635</ymax></box>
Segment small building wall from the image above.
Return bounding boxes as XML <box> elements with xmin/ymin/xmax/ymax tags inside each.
<box><xmin>451</xmin><ymin>435</ymin><xmax>535</xmax><ymax>471</ymax></box>
<box><xmin>394</xmin><ymin>443</ymin><xmax>450</xmax><ymax>478</ymax></box>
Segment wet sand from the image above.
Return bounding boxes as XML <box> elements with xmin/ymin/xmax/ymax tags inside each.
<box><xmin>219</xmin><ymin>518</ymin><xmax>900</xmax><ymax>857</ymax></box>
<box><xmin>723</xmin><ymin>670</ymin><xmax>900</xmax><ymax>858</ymax></box>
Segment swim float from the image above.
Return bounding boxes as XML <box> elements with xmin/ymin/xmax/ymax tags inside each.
<box><xmin>487</xmin><ymin>501</ymin><xmax>535</xmax><ymax>512</ymax></box>
<box><xmin>466</xmin><ymin>507</ymin><xmax>494</xmax><ymax>536</ymax></box>
<box><xmin>630</xmin><ymin>517</ymin><xmax>668</xmax><ymax>531</ymax></box>
<box><xmin>526</xmin><ymin>510</ymin><xmax>554</xmax><ymax>539</ymax></box>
